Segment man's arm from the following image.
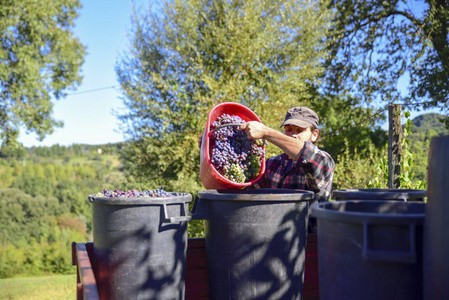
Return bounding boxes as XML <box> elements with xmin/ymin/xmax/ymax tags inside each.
<box><xmin>239</xmin><ymin>121</ymin><xmax>305</xmax><ymax>161</ymax></box>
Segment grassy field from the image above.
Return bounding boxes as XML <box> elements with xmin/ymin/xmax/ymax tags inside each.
<box><xmin>0</xmin><ymin>274</ymin><xmax>76</xmax><ymax>300</ymax></box>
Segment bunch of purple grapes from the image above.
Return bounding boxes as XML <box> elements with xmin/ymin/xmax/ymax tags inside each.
<box><xmin>98</xmin><ymin>187</ymin><xmax>183</xmax><ymax>198</ymax></box>
<box><xmin>209</xmin><ymin>114</ymin><xmax>265</xmax><ymax>183</ymax></box>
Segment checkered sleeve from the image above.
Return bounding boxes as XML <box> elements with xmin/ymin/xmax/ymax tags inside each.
<box><xmin>299</xmin><ymin>142</ymin><xmax>335</xmax><ymax>202</ymax></box>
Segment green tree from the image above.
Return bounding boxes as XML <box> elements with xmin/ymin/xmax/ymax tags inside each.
<box><xmin>0</xmin><ymin>244</ymin><xmax>26</xmax><ymax>277</ymax></box>
<box><xmin>11</xmin><ymin>174</ymin><xmax>55</xmax><ymax>197</ymax></box>
<box><xmin>44</xmin><ymin>164</ymin><xmax>57</xmax><ymax>182</ymax></box>
<box><xmin>55</xmin><ymin>179</ymin><xmax>91</xmax><ymax>220</ymax></box>
<box><xmin>116</xmin><ymin>0</ymin><xmax>333</xmax><ymax>187</ymax></box>
<box><xmin>0</xmin><ymin>0</ymin><xmax>86</xmax><ymax>145</ymax></box>
<box><xmin>324</xmin><ymin>0</ymin><xmax>449</xmax><ymax>125</ymax></box>
<box><xmin>0</xmin><ymin>143</ymin><xmax>26</xmax><ymax>158</ymax></box>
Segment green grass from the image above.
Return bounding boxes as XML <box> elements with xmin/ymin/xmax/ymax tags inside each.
<box><xmin>0</xmin><ymin>274</ymin><xmax>76</xmax><ymax>300</ymax></box>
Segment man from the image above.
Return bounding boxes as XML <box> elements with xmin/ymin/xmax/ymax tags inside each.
<box><xmin>239</xmin><ymin>107</ymin><xmax>335</xmax><ymax>231</ymax></box>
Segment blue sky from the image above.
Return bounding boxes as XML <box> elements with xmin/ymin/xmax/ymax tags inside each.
<box><xmin>17</xmin><ymin>0</ymin><xmax>442</xmax><ymax>147</ymax></box>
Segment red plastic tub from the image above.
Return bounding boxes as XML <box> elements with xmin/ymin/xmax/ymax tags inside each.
<box><xmin>199</xmin><ymin>102</ymin><xmax>266</xmax><ymax>190</ymax></box>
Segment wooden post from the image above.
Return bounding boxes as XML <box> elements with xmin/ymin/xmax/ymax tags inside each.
<box><xmin>388</xmin><ymin>104</ymin><xmax>402</xmax><ymax>188</ymax></box>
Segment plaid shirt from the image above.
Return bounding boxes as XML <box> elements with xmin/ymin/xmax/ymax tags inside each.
<box><xmin>254</xmin><ymin>141</ymin><xmax>335</xmax><ymax>203</ymax></box>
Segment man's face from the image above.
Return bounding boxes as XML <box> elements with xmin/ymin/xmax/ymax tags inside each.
<box><xmin>284</xmin><ymin>125</ymin><xmax>318</xmax><ymax>143</ymax></box>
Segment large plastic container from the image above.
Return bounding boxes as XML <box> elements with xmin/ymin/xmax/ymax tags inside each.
<box><xmin>424</xmin><ymin>136</ymin><xmax>449</xmax><ymax>300</ymax></box>
<box><xmin>191</xmin><ymin>188</ymin><xmax>314</xmax><ymax>300</ymax></box>
<box><xmin>199</xmin><ymin>102</ymin><xmax>266</xmax><ymax>190</ymax></box>
<box><xmin>311</xmin><ymin>200</ymin><xmax>425</xmax><ymax>300</ymax></box>
<box><xmin>88</xmin><ymin>194</ymin><xmax>192</xmax><ymax>300</ymax></box>
<box><xmin>332</xmin><ymin>188</ymin><xmax>426</xmax><ymax>201</ymax></box>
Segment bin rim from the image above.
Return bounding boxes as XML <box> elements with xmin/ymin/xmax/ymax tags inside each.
<box><xmin>88</xmin><ymin>193</ymin><xmax>192</xmax><ymax>205</ymax></box>
<box><xmin>332</xmin><ymin>188</ymin><xmax>427</xmax><ymax>199</ymax></box>
<box><xmin>310</xmin><ymin>200</ymin><xmax>425</xmax><ymax>224</ymax></box>
<box><xmin>198</xmin><ymin>188</ymin><xmax>314</xmax><ymax>202</ymax></box>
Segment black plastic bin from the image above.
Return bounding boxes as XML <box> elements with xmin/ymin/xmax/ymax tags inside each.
<box><xmin>332</xmin><ymin>188</ymin><xmax>426</xmax><ymax>201</ymax></box>
<box><xmin>311</xmin><ymin>200</ymin><xmax>425</xmax><ymax>300</ymax></box>
<box><xmin>88</xmin><ymin>193</ymin><xmax>192</xmax><ymax>300</ymax></box>
<box><xmin>191</xmin><ymin>188</ymin><xmax>314</xmax><ymax>300</ymax></box>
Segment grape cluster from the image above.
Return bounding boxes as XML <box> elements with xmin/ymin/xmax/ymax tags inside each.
<box><xmin>209</xmin><ymin>114</ymin><xmax>265</xmax><ymax>183</ymax></box>
<box><xmin>97</xmin><ymin>187</ymin><xmax>183</xmax><ymax>198</ymax></box>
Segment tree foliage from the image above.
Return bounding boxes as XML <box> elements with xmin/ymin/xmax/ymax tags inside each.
<box><xmin>311</xmin><ymin>94</ymin><xmax>388</xmax><ymax>159</ymax></box>
<box><xmin>0</xmin><ymin>0</ymin><xmax>86</xmax><ymax>145</ymax></box>
<box><xmin>331</xmin><ymin>142</ymin><xmax>382</xmax><ymax>190</ymax></box>
<box><xmin>324</xmin><ymin>0</ymin><xmax>449</xmax><ymax>124</ymax></box>
<box><xmin>116</xmin><ymin>0</ymin><xmax>334</xmax><ymax>187</ymax></box>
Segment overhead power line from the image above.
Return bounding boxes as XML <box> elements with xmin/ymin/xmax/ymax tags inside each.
<box><xmin>322</xmin><ymin>101</ymin><xmax>440</xmax><ymax>141</ymax></box>
<box><xmin>322</xmin><ymin>104</ymin><xmax>390</xmax><ymax>141</ymax></box>
<box><xmin>67</xmin><ymin>85</ymin><xmax>119</xmax><ymax>96</ymax></box>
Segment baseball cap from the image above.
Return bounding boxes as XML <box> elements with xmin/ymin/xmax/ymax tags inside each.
<box><xmin>280</xmin><ymin>107</ymin><xmax>319</xmax><ymax>128</ymax></box>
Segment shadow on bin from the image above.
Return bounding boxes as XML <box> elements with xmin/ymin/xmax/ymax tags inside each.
<box><xmin>311</xmin><ymin>200</ymin><xmax>425</xmax><ymax>300</ymax></box>
<box><xmin>88</xmin><ymin>194</ymin><xmax>192</xmax><ymax>300</ymax></box>
<box><xmin>192</xmin><ymin>188</ymin><xmax>314</xmax><ymax>300</ymax></box>
<box><xmin>332</xmin><ymin>188</ymin><xmax>426</xmax><ymax>201</ymax></box>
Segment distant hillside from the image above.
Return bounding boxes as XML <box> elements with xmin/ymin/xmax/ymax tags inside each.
<box><xmin>21</xmin><ymin>142</ymin><xmax>125</xmax><ymax>158</ymax></box>
<box><xmin>410</xmin><ymin>113</ymin><xmax>449</xmax><ymax>136</ymax></box>
<box><xmin>406</xmin><ymin>112</ymin><xmax>448</xmax><ymax>181</ymax></box>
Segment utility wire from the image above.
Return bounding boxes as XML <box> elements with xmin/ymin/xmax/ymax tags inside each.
<box><xmin>322</xmin><ymin>104</ymin><xmax>390</xmax><ymax>141</ymax></box>
<box><xmin>395</xmin><ymin>101</ymin><xmax>442</xmax><ymax>108</ymax></box>
<box><xmin>63</xmin><ymin>85</ymin><xmax>441</xmax><ymax>139</ymax></box>
<box><xmin>322</xmin><ymin>101</ymin><xmax>439</xmax><ymax>141</ymax></box>
<box><xmin>67</xmin><ymin>85</ymin><xmax>119</xmax><ymax>96</ymax></box>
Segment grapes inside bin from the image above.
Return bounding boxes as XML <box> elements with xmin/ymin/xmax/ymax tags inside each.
<box><xmin>200</xmin><ymin>102</ymin><xmax>266</xmax><ymax>190</ymax></box>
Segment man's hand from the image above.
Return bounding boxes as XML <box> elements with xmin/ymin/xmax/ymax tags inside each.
<box><xmin>238</xmin><ymin>121</ymin><xmax>268</xmax><ymax>139</ymax></box>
